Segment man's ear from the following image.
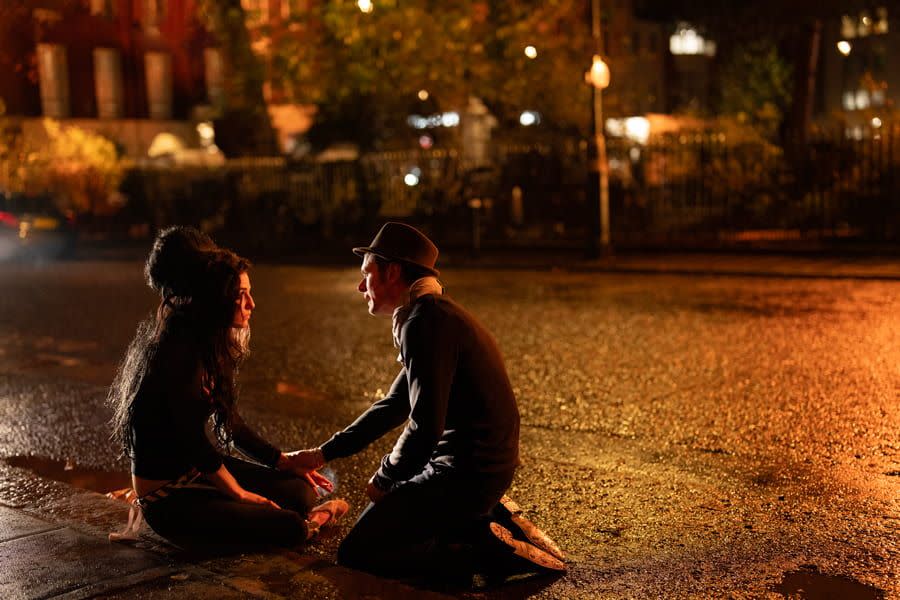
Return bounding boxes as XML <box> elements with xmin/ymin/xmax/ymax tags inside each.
<box><xmin>386</xmin><ymin>262</ymin><xmax>403</xmax><ymax>283</ymax></box>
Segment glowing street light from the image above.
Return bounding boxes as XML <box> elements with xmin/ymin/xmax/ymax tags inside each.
<box><xmin>587</xmin><ymin>55</ymin><xmax>610</xmax><ymax>89</ymax></box>
<box><xmin>837</xmin><ymin>40</ymin><xmax>852</xmax><ymax>56</ymax></box>
<box><xmin>524</xmin><ymin>45</ymin><xmax>537</xmax><ymax>59</ymax></box>
<box><xmin>417</xmin><ymin>89</ymin><xmax>429</xmax><ymax>101</ymax></box>
<box><xmin>519</xmin><ymin>110</ymin><xmax>540</xmax><ymax>126</ymax></box>
<box><xmin>357</xmin><ymin>0</ymin><xmax>373</xmax><ymax>14</ymax></box>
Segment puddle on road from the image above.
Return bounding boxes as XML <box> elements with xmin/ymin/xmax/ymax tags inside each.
<box><xmin>2</xmin><ymin>455</ymin><xmax>130</xmax><ymax>495</ymax></box>
<box><xmin>774</xmin><ymin>566</ymin><xmax>885</xmax><ymax>599</ymax></box>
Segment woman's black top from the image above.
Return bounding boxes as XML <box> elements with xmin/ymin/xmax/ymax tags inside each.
<box><xmin>129</xmin><ymin>326</ymin><xmax>281</xmax><ymax>480</ymax></box>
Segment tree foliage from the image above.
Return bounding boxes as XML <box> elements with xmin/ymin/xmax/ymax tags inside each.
<box><xmin>2</xmin><ymin>119</ymin><xmax>123</xmax><ymax>214</ymax></box>
<box><xmin>267</xmin><ymin>0</ymin><xmax>595</xmax><ymax>147</ymax></box>
<box><xmin>718</xmin><ymin>40</ymin><xmax>793</xmax><ymax>139</ymax></box>
<box><xmin>198</xmin><ymin>0</ymin><xmax>280</xmax><ymax>155</ymax></box>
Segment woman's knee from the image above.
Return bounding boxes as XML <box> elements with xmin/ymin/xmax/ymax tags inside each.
<box><xmin>270</xmin><ymin>510</ymin><xmax>309</xmax><ymax>546</ymax></box>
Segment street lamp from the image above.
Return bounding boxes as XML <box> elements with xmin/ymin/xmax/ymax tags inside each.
<box><xmin>586</xmin><ymin>0</ymin><xmax>611</xmax><ymax>258</ymax></box>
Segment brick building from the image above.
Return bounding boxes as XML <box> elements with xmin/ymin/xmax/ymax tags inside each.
<box><xmin>0</xmin><ymin>0</ymin><xmax>221</xmax><ymax>157</ymax></box>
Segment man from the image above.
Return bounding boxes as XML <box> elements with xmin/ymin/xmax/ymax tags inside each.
<box><xmin>287</xmin><ymin>222</ymin><xmax>564</xmax><ymax>578</ymax></box>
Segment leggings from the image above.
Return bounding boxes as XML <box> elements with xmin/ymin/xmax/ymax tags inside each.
<box><xmin>337</xmin><ymin>464</ymin><xmax>516</xmax><ymax>578</ymax></box>
<box><xmin>141</xmin><ymin>456</ymin><xmax>319</xmax><ymax>548</ymax></box>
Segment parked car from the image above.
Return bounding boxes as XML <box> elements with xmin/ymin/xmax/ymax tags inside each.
<box><xmin>0</xmin><ymin>193</ymin><xmax>77</xmax><ymax>260</ymax></box>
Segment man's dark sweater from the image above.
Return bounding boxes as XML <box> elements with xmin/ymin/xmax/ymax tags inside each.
<box><xmin>320</xmin><ymin>294</ymin><xmax>520</xmax><ymax>490</ymax></box>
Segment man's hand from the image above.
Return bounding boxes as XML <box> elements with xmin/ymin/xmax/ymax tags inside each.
<box><xmin>278</xmin><ymin>448</ymin><xmax>326</xmax><ymax>474</ymax></box>
<box><xmin>366</xmin><ymin>477</ymin><xmax>387</xmax><ymax>503</ymax></box>
<box><xmin>278</xmin><ymin>449</ymin><xmax>333</xmax><ymax>496</ymax></box>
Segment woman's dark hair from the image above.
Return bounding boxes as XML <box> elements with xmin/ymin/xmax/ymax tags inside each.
<box><xmin>108</xmin><ymin>226</ymin><xmax>251</xmax><ymax>459</ymax></box>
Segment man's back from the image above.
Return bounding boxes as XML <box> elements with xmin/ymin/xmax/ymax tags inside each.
<box><xmin>400</xmin><ymin>294</ymin><xmax>520</xmax><ymax>475</ymax></box>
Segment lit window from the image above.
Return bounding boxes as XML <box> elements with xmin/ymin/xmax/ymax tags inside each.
<box><xmin>93</xmin><ymin>48</ymin><xmax>123</xmax><ymax>118</ymax></box>
<box><xmin>872</xmin><ymin>88</ymin><xmax>886</xmax><ymax>106</ymax></box>
<box><xmin>842</xmin><ymin>91</ymin><xmax>856</xmax><ymax>111</ymax></box>
<box><xmin>669</xmin><ymin>24</ymin><xmax>715</xmax><ymax>56</ymax></box>
<box><xmin>37</xmin><ymin>44</ymin><xmax>70</xmax><ymax>118</ymax></box>
<box><xmin>855</xmin><ymin>89</ymin><xmax>870</xmax><ymax>110</ymax></box>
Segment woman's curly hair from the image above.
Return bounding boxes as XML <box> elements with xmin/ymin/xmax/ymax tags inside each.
<box><xmin>108</xmin><ymin>226</ymin><xmax>251</xmax><ymax>459</ymax></box>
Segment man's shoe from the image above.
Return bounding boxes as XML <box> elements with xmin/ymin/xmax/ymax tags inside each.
<box><xmin>498</xmin><ymin>496</ymin><xmax>566</xmax><ymax>561</ymax></box>
<box><xmin>489</xmin><ymin>522</ymin><xmax>566</xmax><ymax>572</ymax></box>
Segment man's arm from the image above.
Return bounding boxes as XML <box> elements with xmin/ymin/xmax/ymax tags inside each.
<box><xmin>371</xmin><ymin>309</ymin><xmax>457</xmax><ymax>492</ymax></box>
<box><xmin>317</xmin><ymin>369</ymin><xmax>411</xmax><ymax>462</ymax></box>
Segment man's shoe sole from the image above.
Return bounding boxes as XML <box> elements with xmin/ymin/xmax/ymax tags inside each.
<box><xmin>489</xmin><ymin>523</ymin><xmax>566</xmax><ymax>572</ymax></box>
<box><xmin>499</xmin><ymin>496</ymin><xmax>566</xmax><ymax>561</ymax></box>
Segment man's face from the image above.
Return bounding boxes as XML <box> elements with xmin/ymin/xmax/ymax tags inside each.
<box><xmin>358</xmin><ymin>253</ymin><xmax>402</xmax><ymax>316</ymax></box>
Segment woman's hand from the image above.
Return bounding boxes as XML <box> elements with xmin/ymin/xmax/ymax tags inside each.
<box><xmin>277</xmin><ymin>451</ymin><xmax>334</xmax><ymax>496</ymax></box>
<box><xmin>237</xmin><ymin>490</ymin><xmax>281</xmax><ymax>509</ymax></box>
<box><xmin>206</xmin><ymin>464</ymin><xmax>281</xmax><ymax>509</ymax></box>
<box><xmin>305</xmin><ymin>470</ymin><xmax>334</xmax><ymax>496</ymax></box>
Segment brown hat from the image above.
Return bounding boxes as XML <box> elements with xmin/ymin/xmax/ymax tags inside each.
<box><xmin>353</xmin><ymin>222</ymin><xmax>440</xmax><ymax>276</ymax></box>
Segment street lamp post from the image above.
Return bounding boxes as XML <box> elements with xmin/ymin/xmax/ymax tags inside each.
<box><xmin>586</xmin><ymin>0</ymin><xmax>610</xmax><ymax>258</ymax></box>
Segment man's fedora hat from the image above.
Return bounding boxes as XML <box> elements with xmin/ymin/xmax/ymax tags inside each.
<box><xmin>353</xmin><ymin>222</ymin><xmax>440</xmax><ymax>276</ymax></box>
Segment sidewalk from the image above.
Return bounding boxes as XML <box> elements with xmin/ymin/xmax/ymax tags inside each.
<box><xmin>0</xmin><ymin>460</ymin><xmax>454</xmax><ymax>599</ymax></box>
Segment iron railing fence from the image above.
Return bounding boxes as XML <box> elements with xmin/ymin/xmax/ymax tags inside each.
<box><xmin>103</xmin><ymin>127</ymin><xmax>900</xmax><ymax>250</ymax></box>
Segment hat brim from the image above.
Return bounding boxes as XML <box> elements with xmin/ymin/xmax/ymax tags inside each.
<box><xmin>352</xmin><ymin>246</ymin><xmax>440</xmax><ymax>277</ymax></box>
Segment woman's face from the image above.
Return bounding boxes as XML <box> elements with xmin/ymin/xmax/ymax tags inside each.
<box><xmin>232</xmin><ymin>271</ymin><xmax>255</xmax><ymax>328</ymax></box>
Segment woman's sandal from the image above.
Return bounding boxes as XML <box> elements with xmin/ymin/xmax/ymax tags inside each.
<box><xmin>305</xmin><ymin>498</ymin><xmax>350</xmax><ymax>540</ymax></box>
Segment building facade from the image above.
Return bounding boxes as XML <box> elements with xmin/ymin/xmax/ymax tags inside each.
<box><xmin>818</xmin><ymin>6</ymin><xmax>898</xmax><ymax>134</ymax></box>
<box><xmin>0</xmin><ymin>0</ymin><xmax>220</xmax><ymax>157</ymax></box>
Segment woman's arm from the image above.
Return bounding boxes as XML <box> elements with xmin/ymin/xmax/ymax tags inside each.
<box><xmin>230</xmin><ymin>411</ymin><xmax>282</xmax><ymax>467</ymax></box>
<box><xmin>204</xmin><ymin>463</ymin><xmax>280</xmax><ymax>509</ymax></box>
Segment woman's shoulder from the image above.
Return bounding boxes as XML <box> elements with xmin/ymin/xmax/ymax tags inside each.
<box><xmin>153</xmin><ymin>321</ymin><xmax>203</xmax><ymax>373</ymax></box>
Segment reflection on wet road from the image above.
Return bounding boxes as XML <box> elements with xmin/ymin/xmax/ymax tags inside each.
<box><xmin>0</xmin><ymin>261</ymin><xmax>898</xmax><ymax>598</ymax></box>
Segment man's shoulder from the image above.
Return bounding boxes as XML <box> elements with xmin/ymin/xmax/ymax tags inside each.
<box><xmin>409</xmin><ymin>294</ymin><xmax>462</xmax><ymax>320</ymax></box>
<box><xmin>402</xmin><ymin>295</ymin><xmax>468</xmax><ymax>337</ymax></box>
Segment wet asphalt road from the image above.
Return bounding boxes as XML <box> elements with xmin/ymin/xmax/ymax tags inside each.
<box><xmin>0</xmin><ymin>260</ymin><xmax>898</xmax><ymax>598</ymax></box>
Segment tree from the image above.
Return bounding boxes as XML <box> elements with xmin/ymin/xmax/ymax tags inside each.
<box><xmin>719</xmin><ymin>39</ymin><xmax>793</xmax><ymax>139</ymax></box>
<box><xmin>198</xmin><ymin>0</ymin><xmax>280</xmax><ymax>156</ymax></box>
<box><xmin>262</xmin><ymin>0</ymin><xmax>595</xmax><ymax>149</ymax></box>
<box><xmin>9</xmin><ymin>119</ymin><xmax>124</xmax><ymax>214</ymax></box>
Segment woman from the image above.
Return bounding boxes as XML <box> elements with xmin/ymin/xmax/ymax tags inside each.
<box><xmin>108</xmin><ymin>226</ymin><xmax>346</xmax><ymax>548</ymax></box>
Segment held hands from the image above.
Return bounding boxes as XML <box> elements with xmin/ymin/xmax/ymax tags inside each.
<box><xmin>280</xmin><ymin>448</ymin><xmax>326</xmax><ymax>473</ymax></box>
<box><xmin>278</xmin><ymin>449</ymin><xmax>334</xmax><ymax>496</ymax></box>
